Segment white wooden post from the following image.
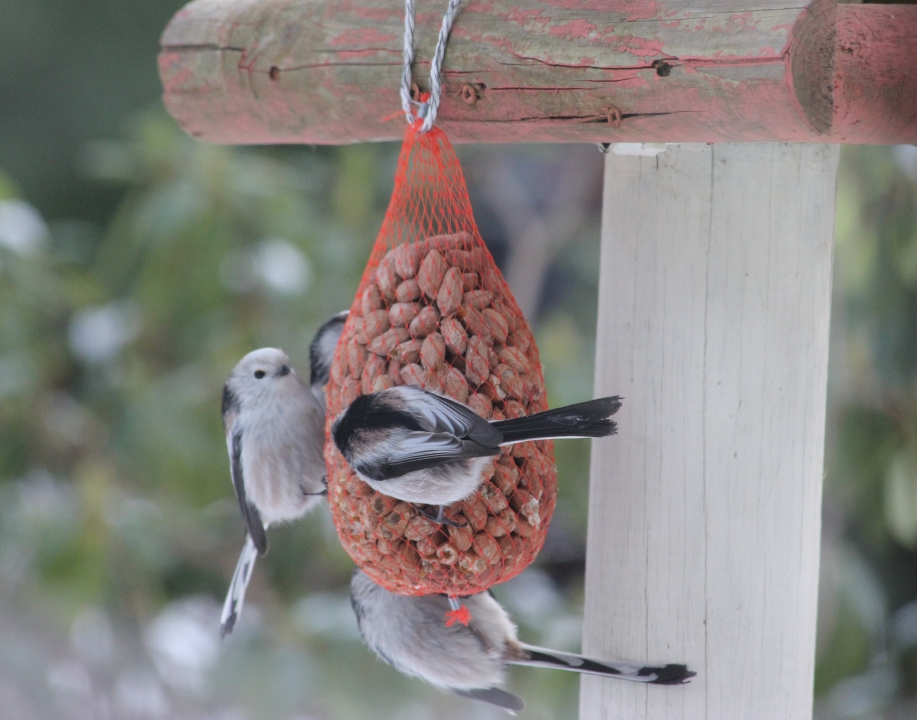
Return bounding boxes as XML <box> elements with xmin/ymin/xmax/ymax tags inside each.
<box><xmin>580</xmin><ymin>143</ymin><xmax>839</xmax><ymax>719</ymax></box>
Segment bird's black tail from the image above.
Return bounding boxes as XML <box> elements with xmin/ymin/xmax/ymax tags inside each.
<box><xmin>512</xmin><ymin>644</ymin><xmax>695</xmax><ymax>685</ymax></box>
<box><xmin>491</xmin><ymin>396</ymin><xmax>622</xmax><ymax>445</ymax></box>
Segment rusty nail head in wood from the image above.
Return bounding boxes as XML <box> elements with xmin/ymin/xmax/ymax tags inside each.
<box><xmin>461</xmin><ymin>84</ymin><xmax>479</xmax><ymax>105</ymax></box>
<box><xmin>410</xmin><ymin>82</ymin><xmax>422</xmax><ymax>100</ymax></box>
<box><xmin>607</xmin><ymin>106</ymin><xmax>623</xmax><ymax>128</ymax></box>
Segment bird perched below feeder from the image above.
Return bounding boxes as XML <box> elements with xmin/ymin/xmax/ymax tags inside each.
<box><xmin>219</xmin><ymin>312</ymin><xmax>347</xmax><ymax>636</ymax></box>
<box><xmin>332</xmin><ymin>386</ymin><xmax>620</xmax><ymax>521</ymax></box>
<box><xmin>350</xmin><ymin>570</ymin><xmax>695</xmax><ymax>713</ymax></box>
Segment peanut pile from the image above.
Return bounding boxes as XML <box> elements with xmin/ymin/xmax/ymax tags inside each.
<box><xmin>324</xmin><ymin>232</ymin><xmax>558</xmax><ymax>596</ymax></box>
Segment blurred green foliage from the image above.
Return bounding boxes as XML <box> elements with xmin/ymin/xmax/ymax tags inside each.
<box><xmin>0</xmin><ymin>109</ymin><xmax>597</xmax><ymax>718</ymax></box>
<box><xmin>814</xmin><ymin>145</ymin><xmax>917</xmax><ymax>718</ymax></box>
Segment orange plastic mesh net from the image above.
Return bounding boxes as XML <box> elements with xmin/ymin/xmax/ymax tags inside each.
<box><xmin>324</xmin><ymin>125</ymin><xmax>557</xmax><ymax>596</ymax></box>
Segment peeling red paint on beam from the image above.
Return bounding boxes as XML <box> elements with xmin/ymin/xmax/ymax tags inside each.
<box><xmin>832</xmin><ymin>5</ymin><xmax>917</xmax><ymax>143</ymax></box>
<box><xmin>158</xmin><ymin>0</ymin><xmax>917</xmax><ymax>145</ymax></box>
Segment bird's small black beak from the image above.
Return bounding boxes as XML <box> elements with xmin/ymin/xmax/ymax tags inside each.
<box><xmin>277</xmin><ymin>364</ymin><xmax>291</xmax><ymax>377</ymax></box>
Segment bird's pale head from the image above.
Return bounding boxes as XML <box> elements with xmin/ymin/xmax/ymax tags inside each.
<box><xmin>222</xmin><ymin>348</ymin><xmax>300</xmax><ymax>426</ymax></box>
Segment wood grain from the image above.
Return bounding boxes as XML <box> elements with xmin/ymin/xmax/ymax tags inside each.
<box><xmin>158</xmin><ymin>0</ymin><xmax>917</xmax><ymax>145</ymax></box>
<box><xmin>580</xmin><ymin>143</ymin><xmax>838</xmax><ymax>719</ymax></box>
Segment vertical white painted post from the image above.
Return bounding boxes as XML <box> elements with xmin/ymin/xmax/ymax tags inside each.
<box><xmin>580</xmin><ymin>144</ymin><xmax>839</xmax><ymax>720</ymax></box>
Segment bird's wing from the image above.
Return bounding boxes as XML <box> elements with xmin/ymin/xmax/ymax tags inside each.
<box><xmin>358</xmin><ymin>432</ymin><xmax>500</xmax><ymax>481</ymax></box>
<box><xmin>453</xmin><ymin>687</ymin><xmax>525</xmax><ymax>714</ymax></box>
<box><xmin>220</xmin><ymin>533</ymin><xmax>259</xmax><ymax>637</ymax></box>
<box><xmin>230</xmin><ymin>429</ymin><xmax>269</xmax><ymax>555</ymax></box>
<box><xmin>411</xmin><ymin>390</ymin><xmax>503</xmax><ymax>447</ymax></box>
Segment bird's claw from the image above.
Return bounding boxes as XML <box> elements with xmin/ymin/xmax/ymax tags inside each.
<box><xmin>420</xmin><ymin>505</ymin><xmax>466</xmax><ymax>528</ymax></box>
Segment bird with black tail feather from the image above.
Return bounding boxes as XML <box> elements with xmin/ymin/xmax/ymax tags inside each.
<box><xmin>350</xmin><ymin>570</ymin><xmax>694</xmax><ymax>714</ymax></box>
<box><xmin>332</xmin><ymin>385</ymin><xmax>621</xmax><ymax>518</ymax></box>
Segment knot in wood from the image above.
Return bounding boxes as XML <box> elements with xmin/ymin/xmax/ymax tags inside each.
<box><xmin>461</xmin><ymin>83</ymin><xmax>479</xmax><ymax>106</ymax></box>
<box><xmin>607</xmin><ymin>106</ymin><xmax>623</xmax><ymax>129</ymax></box>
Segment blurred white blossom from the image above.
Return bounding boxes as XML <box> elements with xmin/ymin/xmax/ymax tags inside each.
<box><xmin>892</xmin><ymin>144</ymin><xmax>917</xmax><ymax>179</ymax></box>
<box><xmin>254</xmin><ymin>238</ymin><xmax>312</xmax><ymax>296</ymax></box>
<box><xmin>498</xmin><ymin>567</ymin><xmax>563</xmax><ymax>623</ymax></box>
<box><xmin>145</xmin><ymin>597</ymin><xmax>220</xmax><ymax>694</ymax></box>
<box><xmin>891</xmin><ymin>599</ymin><xmax>917</xmax><ymax>650</ymax></box>
<box><xmin>220</xmin><ymin>238</ymin><xmax>313</xmax><ymax>297</ymax></box>
<box><xmin>292</xmin><ymin>592</ymin><xmax>360</xmax><ymax>640</ymax></box>
<box><xmin>68</xmin><ymin>301</ymin><xmax>142</xmax><ymax>364</ymax></box>
<box><xmin>114</xmin><ymin>670</ymin><xmax>169</xmax><ymax>717</ymax></box>
<box><xmin>0</xmin><ymin>199</ymin><xmax>47</xmax><ymax>256</ymax></box>
<box><xmin>71</xmin><ymin>606</ymin><xmax>115</xmax><ymax>667</ymax></box>
<box><xmin>0</xmin><ymin>351</ymin><xmax>35</xmax><ymax>399</ymax></box>
<box><xmin>17</xmin><ymin>470</ymin><xmax>73</xmax><ymax>524</ymax></box>
<box><xmin>46</xmin><ymin>659</ymin><xmax>93</xmax><ymax>699</ymax></box>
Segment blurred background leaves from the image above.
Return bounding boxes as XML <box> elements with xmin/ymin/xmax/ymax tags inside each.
<box><xmin>0</xmin><ymin>1</ymin><xmax>916</xmax><ymax>719</ymax></box>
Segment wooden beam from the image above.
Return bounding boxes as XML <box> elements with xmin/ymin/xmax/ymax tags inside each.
<box><xmin>580</xmin><ymin>143</ymin><xmax>838</xmax><ymax>719</ymax></box>
<box><xmin>159</xmin><ymin>0</ymin><xmax>917</xmax><ymax>145</ymax></box>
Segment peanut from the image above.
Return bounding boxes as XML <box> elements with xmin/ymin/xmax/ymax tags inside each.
<box><xmin>409</xmin><ymin>305</ymin><xmax>440</xmax><ymax>338</ymax></box>
<box><xmin>363</xmin><ymin>309</ymin><xmax>390</xmax><ymax>342</ymax></box>
<box><xmin>399</xmin><ymin>363</ymin><xmax>425</xmax><ymax>387</ymax></box>
<box><xmin>395</xmin><ymin>279</ymin><xmax>421</xmax><ymax>302</ymax></box>
<box><xmin>437</xmin><ymin>266</ymin><xmax>464</xmax><ymax>317</ymax></box>
<box><xmin>463</xmin><ymin>289</ymin><xmax>493</xmax><ymax>309</ymax></box>
<box><xmin>347</xmin><ymin>340</ymin><xmax>368</xmax><ymax>377</ymax></box>
<box><xmin>361</xmin><ymin>354</ymin><xmax>386</xmax><ymax>394</ymax></box>
<box><xmin>361</xmin><ymin>284</ymin><xmax>382</xmax><ymax>316</ymax></box>
<box><xmin>482</xmin><ymin>308</ymin><xmax>509</xmax><ymax>343</ymax></box>
<box><xmin>389</xmin><ymin>302</ymin><xmax>420</xmax><ymax>328</ymax></box>
<box><xmin>396</xmin><ymin>339</ymin><xmax>422</xmax><ymax>364</ymax></box>
<box><xmin>420</xmin><ymin>333</ymin><xmax>446</xmax><ymax>371</ymax></box>
<box><xmin>441</xmin><ymin>317</ymin><xmax>468</xmax><ymax>356</ymax></box>
<box><xmin>437</xmin><ymin>543</ymin><xmax>459</xmax><ymax>565</ymax></box>
<box><xmin>499</xmin><ymin>346</ymin><xmax>529</xmax><ymax>375</ymax></box>
<box><xmin>417</xmin><ymin>249</ymin><xmax>446</xmax><ymax>298</ymax></box>
<box><xmin>368</xmin><ymin>327</ymin><xmax>410</xmax><ymax>356</ymax></box>
<box><xmin>405</xmin><ymin>515</ymin><xmax>439</xmax><ymax>541</ymax></box>
<box><xmin>447</xmin><ymin>523</ymin><xmax>474</xmax><ymax>552</ymax></box>
<box><xmin>376</xmin><ymin>256</ymin><xmax>399</xmax><ymax>299</ymax></box>
<box><xmin>392</xmin><ymin>244</ymin><xmax>421</xmax><ymax>279</ymax></box>
<box><xmin>443</xmin><ymin>367</ymin><xmax>470</xmax><ymax>404</ymax></box>
<box><xmin>461</xmin><ymin>306</ymin><xmax>493</xmax><ymax>344</ymax></box>
<box><xmin>372</xmin><ymin>375</ymin><xmax>395</xmax><ymax>392</ymax></box>
<box><xmin>479</xmin><ymin>482</ymin><xmax>509</xmax><ymax>514</ymax></box>
<box><xmin>467</xmin><ymin>393</ymin><xmax>492</xmax><ymax>418</ymax></box>
<box><xmin>465</xmin><ymin>336</ymin><xmax>490</xmax><ymax>386</ymax></box>
<box><xmin>341</xmin><ymin>377</ymin><xmax>359</xmax><ymax>408</ymax></box>
<box><xmin>473</xmin><ymin>533</ymin><xmax>501</xmax><ymax>564</ymax></box>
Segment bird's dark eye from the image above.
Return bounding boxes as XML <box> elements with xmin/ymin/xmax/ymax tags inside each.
<box><xmin>254</xmin><ymin>370</ymin><xmax>266</xmax><ymax>379</ymax></box>
<box><xmin>279</xmin><ymin>364</ymin><xmax>291</xmax><ymax>376</ymax></box>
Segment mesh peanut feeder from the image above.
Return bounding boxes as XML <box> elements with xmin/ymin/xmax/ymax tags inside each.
<box><xmin>323</xmin><ymin>125</ymin><xmax>557</xmax><ymax>596</ymax></box>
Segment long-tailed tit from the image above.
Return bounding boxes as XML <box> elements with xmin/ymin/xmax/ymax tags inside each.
<box><xmin>350</xmin><ymin>570</ymin><xmax>694</xmax><ymax>713</ymax></box>
<box><xmin>219</xmin><ymin>347</ymin><xmax>327</xmax><ymax>636</ymax></box>
<box><xmin>309</xmin><ymin>310</ymin><xmax>348</xmax><ymax>404</ymax></box>
<box><xmin>332</xmin><ymin>386</ymin><xmax>620</xmax><ymax>515</ymax></box>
